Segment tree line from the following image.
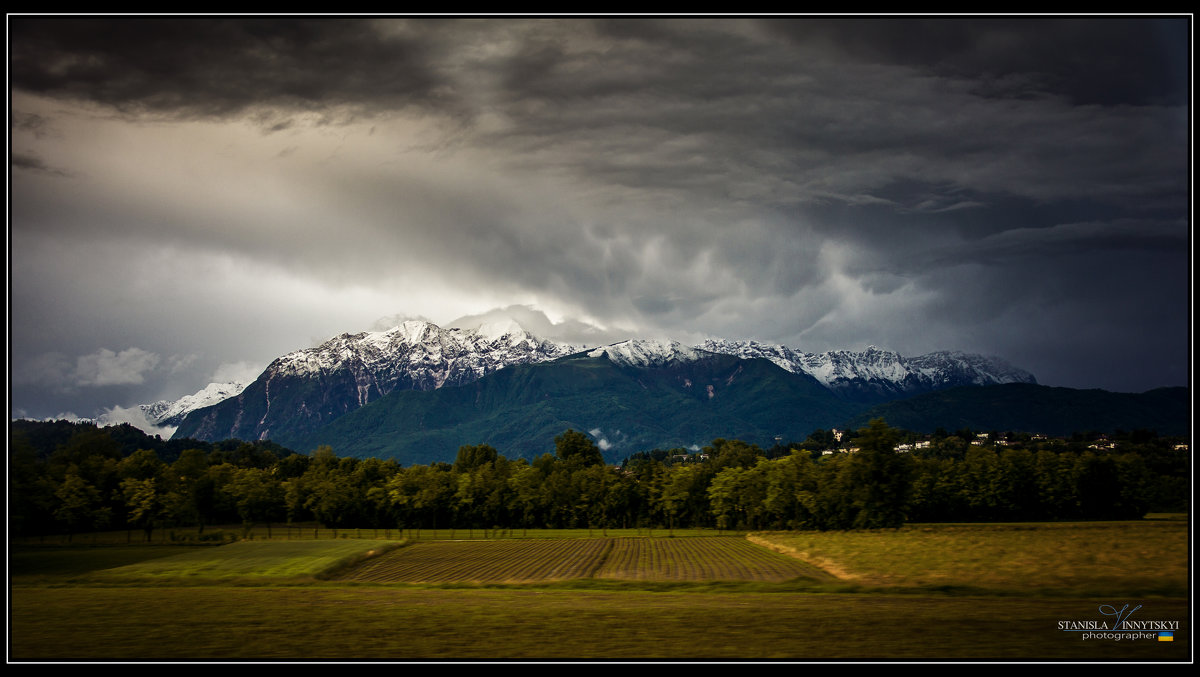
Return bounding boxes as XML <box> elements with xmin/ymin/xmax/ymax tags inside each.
<box><xmin>9</xmin><ymin>419</ymin><xmax>1188</xmax><ymax>540</ymax></box>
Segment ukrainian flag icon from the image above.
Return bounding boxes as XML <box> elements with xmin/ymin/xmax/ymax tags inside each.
<box><xmin>1158</xmin><ymin>632</ymin><xmax>1174</xmax><ymax>642</ymax></box>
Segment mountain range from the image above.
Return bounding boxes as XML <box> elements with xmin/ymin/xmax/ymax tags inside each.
<box><xmin>157</xmin><ymin>317</ymin><xmax>1106</xmax><ymax>462</ymax></box>
<box><xmin>44</xmin><ymin>316</ymin><xmax>1179</xmax><ymax>464</ymax></box>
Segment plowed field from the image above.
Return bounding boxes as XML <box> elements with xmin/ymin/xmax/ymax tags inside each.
<box><xmin>339</xmin><ymin>538</ymin><xmax>612</xmax><ymax>583</ymax></box>
<box><xmin>337</xmin><ymin>536</ymin><xmax>822</xmax><ymax>584</ymax></box>
<box><xmin>595</xmin><ymin>536</ymin><xmax>827</xmax><ymax>582</ymax></box>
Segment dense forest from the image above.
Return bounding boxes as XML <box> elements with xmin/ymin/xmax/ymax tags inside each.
<box><xmin>9</xmin><ymin>419</ymin><xmax>1189</xmax><ymax>540</ymax></box>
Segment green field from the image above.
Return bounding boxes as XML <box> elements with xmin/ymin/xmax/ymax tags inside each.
<box><xmin>751</xmin><ymin>521</ymin><xmax>1189</xmax><ymax>596</ymax></box>
<box><xmin>97</xmin><ymin>540</ymin><xmax>403</xmax><ymax>581</ymax></box>
<box><xmin>9</xmin><ymin>521</ymin><xmax>1190</xmax><ymax>661</ymax></box>
<box><xmin>10</xmin><ymin>545</ymin><xmax>209</xmax><ymax>581</ymax></box>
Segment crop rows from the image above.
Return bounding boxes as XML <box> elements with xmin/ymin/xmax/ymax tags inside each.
<box><xmin>338</xmin><ymin>537</ymin><xmax>817</xmax><ymax>584</ymax></box>
<box><xmin>338</xmin><ymin>539</ymin><xmax>613</xmax><ymax>583</ymax></box>
<box><xmin>595</xmin><ymin>537</ymin><xmax>817</xmax><ymax>582</ymax></box>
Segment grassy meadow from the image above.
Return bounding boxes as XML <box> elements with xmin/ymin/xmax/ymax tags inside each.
<box><xmin>751</xmin><ymin>521</ymin><xmax>1189</xmax><ymax>597</ymax></box>
<box><xmin>9</xmin><ymin>520</ymin><xmax>1190</xmax><ymax>661</ymax></box>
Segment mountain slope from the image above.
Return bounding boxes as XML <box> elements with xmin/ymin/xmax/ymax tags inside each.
<box><xmin>173</xmin><ymin>318</ymin><xmax>1042</xmax><ymax>450</ymax></box>
<box><xmin>287</xmin><ymin>350</ymin><xmax>865</xmax><ymax>464</ymax></box>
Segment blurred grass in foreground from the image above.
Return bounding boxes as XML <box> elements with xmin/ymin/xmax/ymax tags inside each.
<box><xmin>10</xmin><ymin>587</ymin><xmax>1188</xmax><ymax>660</ymax></box>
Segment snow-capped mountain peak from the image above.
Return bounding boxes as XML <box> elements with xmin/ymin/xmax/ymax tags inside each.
<box><xmin>588</xmin><ymin>339</ymin><xmax>704</xmax><ymax>368</ymax></box>
<box><xmin>140</xmin><ymin>381</ymin><xmax>249</xmax><ymax>427</ymax></box>
<box><xmin>269</xmin><ymin>319</ymin><xmax>576</xmax><ymax>382</ymax></box>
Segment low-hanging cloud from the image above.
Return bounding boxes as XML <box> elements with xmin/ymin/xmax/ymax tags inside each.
<box><xmin>97</xmin><ymin>405</ymin><xmax>177</xmax><ymax>439</ymax></box>
<box><xmin>73</xmin><ymin>347</ymin><xmax>161</xmax><ymax>387</ymax></box>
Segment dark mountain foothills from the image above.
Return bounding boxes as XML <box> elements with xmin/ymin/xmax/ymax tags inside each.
<box><xmin>174</xmin><ymin>349</ymin><xmax>1187</xmax><ymax>465</ymax></box>
<box><xmin>847</xmin><ymin>384</ymin><xmax>1190</xmax><ymax>438</ymax></box>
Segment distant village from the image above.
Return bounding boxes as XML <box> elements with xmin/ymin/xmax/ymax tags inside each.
<box><xmin>827</xmin><ymin>429</ymin><xmax>1190</xmax><ymax>456</ymax></box>
<box><xmin>656</xmin><ymin>427</ymin><xmax>1189</xmax><ymax>466</ymax></box>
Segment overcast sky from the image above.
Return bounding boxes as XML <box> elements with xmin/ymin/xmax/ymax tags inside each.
<box><xmin>9</xmin><ymin>17</ymin><xmax>1191</xmax><ymax>422</ymax></box>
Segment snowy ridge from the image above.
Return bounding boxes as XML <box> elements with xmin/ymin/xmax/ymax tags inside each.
<box><xmin>139</xmin><ymin>381</ymin><xmax>249</xmax><ymax>427</ymax></box>
<box><xmin>267</xmin><ymin>326</ymin><xmax>1034</xmax><ymax>399</ymax></box>
<box><xmin>697</xmin><ymin>339</ymin><xmax>1035</xmax><ymax>395</ymax></box>
<box><xmin>697</xmin><ymin>339</ymin><xmax>812</xmax><ymax>375</ymax></box>
<box><xmin>587</xmin><ymin>339</ymin><xmax>705</xmax><ymax>368</ymax></box>
<box><xmin>267</xmin><ymin>319</ymin><xmax>580</xmax><ymax>394</ymax></box>
<box><xmin>905</xmin><ymin>351</ymin><xmax>1036</xmax><ymax>388</ymax></box>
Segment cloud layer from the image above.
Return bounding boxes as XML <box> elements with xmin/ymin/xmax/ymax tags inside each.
<box><xmin>9</xmin><ymin>18</ymin><xmax>1190</xmax><ymax>420</ymax></box>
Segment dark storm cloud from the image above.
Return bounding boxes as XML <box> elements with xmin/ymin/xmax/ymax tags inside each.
<box><xmin>463</xmin><ymin>19</ymin><xmax>1186</xmax><ymax>219</ymax></box>
<box><xmin>11</xmin><ymin>18</ymin><xmax>1186</xmax><ymax>216</ymax></box>
<box><xmin>925</xmin><ymin>219</ymin><xmax>1189</xmax><ymax>268</ymax></box>
<box><xmin>9</xmin><ymin>18</ymin><xmax>446</xmax><ymax>121</ymax></box>
<box><xmin>429</xmin><ymin>19</ymin><xmax>1186</xmax><ymax>340</ymax></box>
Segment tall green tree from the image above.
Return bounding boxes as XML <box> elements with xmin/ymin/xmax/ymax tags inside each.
<box><xmin>660</xmin><ymin>464</ymin><xmax>701</xmax><ymax>533</ymax></box>
<box><xmin>555</xmin><ymin>429</ymin><xmax>604</xmax><ymax>467</ymax></box>
<box><xmin>454</xmin><ymin>444</ymin><xmax>500</xmax><ymax>473</ymax></box>
<box><xmin>119</xmin><ymin>477</ymin><xmax>164</xmax><ymax>541</ymax></box>
<box><xmin>223</xmin><ymin>467</ymin><xmax>284</xmax><ymax>535</ymax></box>
<box><xmin>841</xmin><ymin>419</ymin><xmax>912</xmax><ymax>529</ymax></box>
<box><xmin>506</xmin><ymin>462</ymin><xmax>544</xmax><ymax>533</ymax></box>
<box><xmin>54</xmin><ymin>468</ymin><xmax>106</xmax><ymax>540</ymax></box>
